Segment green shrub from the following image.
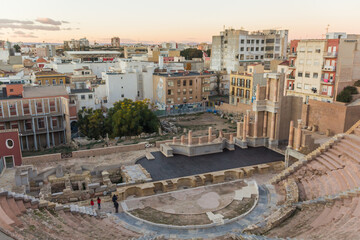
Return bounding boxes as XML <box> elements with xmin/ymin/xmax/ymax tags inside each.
<box><xmin>336</xmin><ymin>90</ymin><xmax>353</xmax><ymax>103</ymax></box>
<box><xmin>343</xmin><ymin>86</ymin><xmax>358</xmax><ymax>94</ymax></box>
<box><xmin>354</xmin><ymin>80</ymin><xmax>360</xmax><ymax>87</ymax></box>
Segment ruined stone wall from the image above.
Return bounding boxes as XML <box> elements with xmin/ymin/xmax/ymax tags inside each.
<box><xmin>23</xmin><ymin>153</ymin><xmax>62</xmax><ymax>165</ymax></box>
<box><xmin>215</xmin><ymin>102</ymin><xmax>252</xmax><ymax>115</ymax></box>
<box><xmin>71</xmin><ymin>143</ymin><xmax>146</xmax><ymax>158</ymax></box>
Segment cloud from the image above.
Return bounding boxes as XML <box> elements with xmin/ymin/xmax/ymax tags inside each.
<box><xmin>62</xmin><ymin>21</ymin><xmax>70</xmax><ymax>24</ymax></box>
<box><xmin>13</xmin><ymin>30</ymin><xmax>25</xmax><ymax>34</ymax></box>
<box><xmin>0</xmin><ymin>23</ymin><xmax>60</xmax><ymax>31</ymax></box>
<box><xmin>11</xmin><ymin>33</ymin><xmax>38</xmax><ymax>38</ymax></box>
<box><xmin>0</xmin><ymin>19</ymin><xmax>33</xmax><ymax>24</ymax></box>
<box><xmin>36</xmin><ymin>18</ymin><xmax>62</xmax><ymax>26</ymax></box>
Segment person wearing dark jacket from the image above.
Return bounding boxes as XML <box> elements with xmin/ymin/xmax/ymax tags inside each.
<box><xmin>112</xmin><ymin>194</ymin><xmax>118</xmax><ymax>203</ymax></box>
<box><xmin>114</xmin><ymin>200</ymin><xmax>119</xmax><ymax>213</ymax></box>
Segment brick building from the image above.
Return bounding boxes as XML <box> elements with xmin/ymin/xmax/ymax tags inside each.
<box><xmin>0</xmin><ymin>129</ymin><xmax>22</xmax><ymax>172</ymax></box>
<box><xmin>0</xmin><ymin>84</ymin><xmax>72</xmax><ymax>151</ymax></box>
<box><xmin>152</xmin><ymin>71</ymin><xmax>216</xmax><ymax>110</ymax></box>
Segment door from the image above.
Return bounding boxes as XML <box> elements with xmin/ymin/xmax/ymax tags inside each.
<box><xmin>327</xmin><ymin>86</ymin><xmax>333</xmax><ymax>96</ymax></box>
<box><xmin>4</xmin><ymin>156</ymin><xmax>14</xmax><ymax>168</ymax></box>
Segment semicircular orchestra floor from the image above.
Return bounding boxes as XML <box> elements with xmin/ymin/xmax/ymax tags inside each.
<box><xmin>112</xmin><ymin>180</ymin><xmax>279</xmax><ymax>239</ymax></box>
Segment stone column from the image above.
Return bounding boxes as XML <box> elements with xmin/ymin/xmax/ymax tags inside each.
<box><xmin>188</xmin><ymin>130</ymin><xmax>193</xmax><ymax>145</ymax></box>
<box><xmin>242</xmin><ymin>117</ymin><xmax>247</xmax><ymax>141</ymax></box>
<box><xmin>295</xmin><ymin>119</ymin><xmax>302</xmax><ymax>150</ymax></box>
<box><xmin>181</xmin><ymin>135</ymin><xmax>185</xmax><ymax>145</ymax></box>
<box><xmin>256</xmin><ymin>84</ymin><xmax>260</xmax><ymax>101</ymax></box>
<box><xmin>246</xmin><ymin>110</ymin><xmax>250</xmax><ymax>137</ymax></box>
<box><xmin>172</xmin><ymin>137</ymin><xmax>177</xmax><ymax>144</ymax></box>
<box><xmin>236</xmin><ymin>121</ymin><xmax>241</xmax><ymax>139</ymax></box>
<box><xmin>265</xmin><ymin>79</ymin><xmax>270</xmax><ymax>100</ymax></box>
<box><xmin>208</xmin><ymin>127</ymin><xmax>212</xmax><ymax>143</ymax></box>
<box><xmin>263</xmin><ymin>112</ymin><xmax>268</xmax><ymax>137</ymax></box>
<box><xmin>219</xmin><ymin>130</ymin><xmax>224</xmax><ymax>139</ymax></box>
<box><xmin>274</xmin><ymin>78</ymin><xmax>279</xmax><ymax>102</ymax></box>
<box><xmin>198</xmin><ymin>137</ymin><xmax>203</xmax><ymax>145</ymax></box>
<box><xmin>288</xmin><ymin>121</ymin><xmax>294</xmax><ymax>148</ymax></box>
<box><xmin>254</xmin><ymin>112</ymin><xmax>259</xmax><ymax>138</ymax></box>
<box><xmin>270</xmin><ymin>113</ymin><xmax>276</xmax><ymax>140</ymax></box>
<box><xmin>229</xmin><ymin>134</ymin><xmax>234</xmax><ymax>143</ymax></box>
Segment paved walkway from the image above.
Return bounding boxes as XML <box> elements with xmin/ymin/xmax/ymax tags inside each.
<box><xmin>112</xmin><ymin>184</ymin><xmax>279</xmax><ymax>239</ymax></box>
<box><xmin>137</xmin><ymin>146</ymin><xmax>284</xmax><ymax>181</ymax></box>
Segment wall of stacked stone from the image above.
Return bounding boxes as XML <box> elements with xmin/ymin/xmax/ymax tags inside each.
<box><xmin>23</xmin><ymin>153</ymin><xmax>62</xmax><ymax>165</ymax></box>
<box><xmin>215</xmin><ymin>102</ymin><xmax>252</xmax><ymax>115</ymax></box>
<box><xmin>71</xmin><ymin>143</ymin><xmax>146</xmax><ymax>158</ymax></box>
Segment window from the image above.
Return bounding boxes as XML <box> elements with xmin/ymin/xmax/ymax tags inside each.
<box><xmin>313</xmin><ymin>73</ymin><xmax>319</xmax><ymax>78</ymax></box>
<box><xmin>52</xmin><ymin>79</ymin><xmax>56</xmax><ymax>85</ymax></box>
<box><xmin>246</xmin><ymin>79</ymin><xmax>251</xmax><ymax>88</ymax></box>
<box><xmin>168</xmin><ymin>90</ymin><xmax>172</xmax><ymax>95</ymax></box>
<box><xmin>300</xmin><ymin>47</ymin><xmax>305</xmax><ymax>52</ymax></box>
<box><xmin>307</xmin><ymin>48</ymin><xmax>313</xmax><ymax>53</ymax></box>
<box><xmin>167</xmin><ymin>81</ymin><xmax>174</xmax><ymax>87</ymax></box>
<box><xmin>38</xmin><ymin>118</ymin><xmax>45</xmax><ymax>129</ymax></box>
<box><xmin>45</xmin><ymin>80</ymin><xmax>49</xmax><ymax>85</ymax></box>
<box><xmin>261</xmin><ymin>47</ymin><xmax>264</xmax><ymax>51</ymax></box>
<box><xmin>299</xmin><ymin>59</ymin><xmax>304</xmax><ymax>64</ymax></box>
<box><xmin>241</xmin><ymin>79</ymin><xmax>245</xmax><ymax>87</ymax></box>
<box><xmin>183</xmin><ymin>89</ymin><xmax>186</xmax><ymax>94</ymax></box>
<box><xmin>306</xmin><ymin>60</ymin><xmax>312</xmax><ymax>65</ymax></box>
<box><xmin>37</xmin><ymin>102</ymin><xmax>43</xmax><ymax>113</ymax></box>
<box><xmin>103</xmin><ymin>99</ymin><xmax>108</xmax><ymax>103</ymax></box>
<box><xmin>88</xmin><ymin>94</ymin><xmax>93</xmax><ymax>99</ymax></box>
<box><xmin>247</xmin><ymin>40</ymin><xmax>250</xmax><ymax>44</ymax></box>
<box><xmin>59</xmin><ymin>79</ymin><xmax>63</xmax><ymax>85</ymax></box>
<box><xmin>240</xmin><ymin>89</ymin><xmax>244</xmax><ymax>97</ymax></box>
<box><xmin>315</xmin><ymin>48</ymin><xmax>321</xmax><ymax>53</ymax></box>
<box><xmin>189</xmin><ymin>80</ymin><xmax>193</xmax><ymax>86</ymax></box>
<box><xmin>298</xmin><ymin>72</ymin><xmax>303</xmax><ymax>77</ymax></box>
<box><xmin>256</xmin><ymin>47</ymin><xmax>259</xmax><ymax>51</ymax></box>
<box><xmin>121</xmin><ymin>94</ymin><xmax>124</xmax><ymax>97</ymax></box>
<box><xmin>25</xmin><ymin>120</ymin><xmax>32</xmax><ymax>130</ymax></box>
<box><xmin>177</xmin><ymin>80</ymin><xmax>181</xmax><ymax>87</ymax></box>
<box><xmin>304</xmin><ymin>84</ymin><xmax>310</xmax><ymax>90</ymax></box>
<box><xmin>246</xmin><ymin>90</ymin><xmax>250</xmax><ymax>99</ymax></box>
<box><xmin>177</xmin><ymin>89</ymin><xmax>181</xmax><ymax>94</ymax></box>
<box><xmin>167</xmin><ymin>98</ymin><xmax>173</xmax><ymax>104</ymax></box>
<box><xmin>266</xmin><ymin>39</ymin><xmax>275</xmax><ymax>44</ymax></box>
<box><xmin>241</xmin><ymin>39</ymin><xmax>244</xmax><ymax>44</ymax></box>
<box><xmin>305</xmin><ymin>72</ymin><xmax>310</xmax><ymax>78</ymax></box>
<box><xmin>251</xmin><ymin>40</ymin><xmax>254</xmax><ymax>44</ymax></box>
<box><xmin>9</xmin><ymin>89</ymin><xmax>13</xmax><ymax>92</ymax></box>
<box><xmin>251</xmin><ymin>47</ymin><xmax>254</xmax><ymax>51</ymax></box>
<box><xmin>240</xmin><ymin>47</ymin><xmax>244</xmax><ymax>51</ymax></box>
<box><xmin>183</xmin><ymin>80</ymin><xmax>186</xmax><ymax>86</ymax></box>
<box><xmin>297</xmin><ymin>83</ymin><xmax>302</xmax><ymax>89</ymax></box>
<box><xmin>189</xmin><ymin>89</ymin><xmax>193</xmax><ymax>94</ymax></box>
<box><xmin>261</xmin><ymin>40</ymin><xmax>264</xmax><ymax>44</ymax></box>
<box><xmin>81</xmin><ymin>95</ymin><xmax>85</xmax><ymax>100</ymax></box>
<box><xmin>52</xmin><ymin>117</ymin><xmax>58</xmax><ymax>128</ymax></box>
<box><xmin>256</xmin><ymin>40</ymin><xmax>259</xmax><ymax>44</ymax></box>
<box><xmin>314</xmin><ymin>60</ymin><xmax>319</xmax><ymax>66</ymax></box>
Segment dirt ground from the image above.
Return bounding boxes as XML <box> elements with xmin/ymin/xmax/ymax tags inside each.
<box><xmin>171</xmin><ymin>112</ymin><xmax>237</xmax><ymax>136</ymax></box>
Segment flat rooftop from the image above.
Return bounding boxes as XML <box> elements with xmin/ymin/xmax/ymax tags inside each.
<box><xmin>153</xmin><ymin>71</ymin><xmax>214</xmax><ymax>77</ymax></box>
<box><xmin>136</xmin><ymin>146</ymin><xmax>283</xmax><ymax>181</ymax></box>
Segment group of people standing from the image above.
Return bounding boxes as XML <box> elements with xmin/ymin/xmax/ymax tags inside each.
<box><xmin>89</xmin><ymin>194</ymin><xmax>119</xmax><ymax>213</ymax></box>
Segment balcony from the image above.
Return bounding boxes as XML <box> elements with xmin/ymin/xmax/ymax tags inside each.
<box><xmin>321</xmin><ymin>78</ymin><xmax>334</xmax><ymax>85</ymax></box>
<box><xmin>287</xmin><ymin>75</ymin><xmax>295</xmax><ymax>80</ymax></box>
<box><xmin>289</xmin><ymin>64</ymin><xmax>296</xmax><ymax>69</ymax></box>
<box><xmin>324</xmin><ymin>52</ymin><xmax>337</xmax><ymax>58</ymax></box>
<box><xmin>322</xmin><ymin>66</ymin><xmax>336</xmax><ymax>71</ymax></box>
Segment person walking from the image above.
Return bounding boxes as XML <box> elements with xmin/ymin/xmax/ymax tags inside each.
<box><xmin>97</xmin><ymin>197</ymin><xmax>101</xmax><ymax>210</ymax></box>
<box><xmin>112</xmin><ymin>194</ymin><xmax>118</xmax><ymax>203</ymax></box>
<box><xmin>90</xmin><ymin>199</ymin><xmax>94</xmax><ymax>210</ymax></box>
<box><xmin>114</xmin><ymin>200</ymin><xmax>119</xmax><ymax>213</ymax></box>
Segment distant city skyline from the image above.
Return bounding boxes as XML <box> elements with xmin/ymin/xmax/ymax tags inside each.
<box><xmin>1</xmin><ymin>0</ymin><xmax>359</xmax><ymax>44</ymax></box>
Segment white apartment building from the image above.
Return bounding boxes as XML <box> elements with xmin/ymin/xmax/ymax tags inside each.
<box><xmin>210</xmin><ymin>28</ymin><xmax>288</xmax><ymax>73</ymax></box>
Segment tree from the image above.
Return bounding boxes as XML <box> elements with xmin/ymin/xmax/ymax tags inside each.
<box><xmin>215</xmin><ymin>71</ymin><xmax>222</xmax><ymax>95</ymax></box>
<box><xmin>13</xmin><ymin>44</ymin><xmax>21</xmax><ymax>53</ymax></box>
<box><xmin>180</xmin><ymin>48</ymin><xmax>203</xmax><ymax>60</ymax></box>
<box><xmin>77</xmin><ymin>99</ymin><xmax>159</xmax><ymax>139</ymax></box>
<box><xmin>206</xmin><ymin>49</ymin><xmax>211</xmax><ymax>57</ymax></box>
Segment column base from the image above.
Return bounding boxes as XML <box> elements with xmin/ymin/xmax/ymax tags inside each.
<box><xmin>235</xmin><ymin>137</ymin><xmax>248</xmax><ymax>149</ymax></box>
<box><xmin>268</xmin><ymin>139</ymin><xmax>279</xmax><ymax>149</ymax></box>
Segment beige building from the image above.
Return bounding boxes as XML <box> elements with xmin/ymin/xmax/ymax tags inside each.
<box><xmin>152</xmin><ymin>71</ymin><xmax>216</xmax><ymax>110</ymax></box>
<box><xmin>286</xmin><ymin>34</ymin><xmax>360</xmax><ymax>103</ymax></box>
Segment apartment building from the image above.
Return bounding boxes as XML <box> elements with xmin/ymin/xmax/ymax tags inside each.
<box><xmin>152</xmin><ymin>71</ymin><xmax>216</xmax><ymax>110</ymax></box>
<box><xmin>229</xmin><ymin>64</ymin><xmax>266</xmax><ymax>105</ymax></box>
<box><xmin>64</xmin><ymin>38</ymin><xmax>90</xmax><ymax>51</ymax></box>
<box><xmin>0</xmin><ymin>84</ymin><xmax>71</xmax><ymax>151</ymax></box>
<box><xmin>31</xmin><ymin>70</ymin><xmax>68</xmax><ymax>86</ymax></box>
<box><xmin>111</xmin><ymin>37</ymin><xmax>120</xmax><ymax>48</ymax></box>
<box><xmin>210</xmin><ymin>28</ymin><xmax>288</xmax><ymax>73</ymax></box>
<box><xmin>285</xmin><ymin>33</ymin><xmax>360</xmax><ymax>102</ymax></box>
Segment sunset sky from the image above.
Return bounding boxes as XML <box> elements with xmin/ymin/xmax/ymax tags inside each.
<box><xmin>0</xmin><ymin>0</ymin><xmax>359</xmax><ymax>44</ymax></box>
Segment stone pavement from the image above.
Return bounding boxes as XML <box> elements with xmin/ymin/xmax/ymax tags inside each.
<box><xmin>137</xmin><ymin>146</ymin><xmax>283</xmax><ymax>181</ymax></box>
<box><xmin>112</xmin><ymin>184</ymin><xmax>280</xmax><ymax>239</ymax></box>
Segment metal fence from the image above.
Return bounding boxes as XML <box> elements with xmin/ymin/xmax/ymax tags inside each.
<box><xmin>155</xmin><ymin>105</ymin><xmax>216</xmax><ymax>117</ymax></box>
